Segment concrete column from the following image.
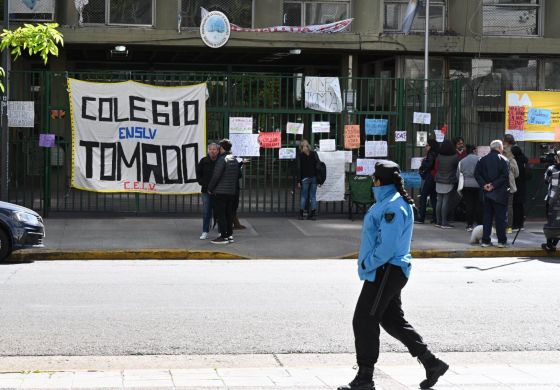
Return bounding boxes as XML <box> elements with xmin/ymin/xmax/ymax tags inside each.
<box><xmin>254</xmin><ymin>0</ymin><xmax>282</xmax><ymax>28</ymax></box>
<box><xmin>156</xmin><ymin>0</ymin><xmax>178</xmax><ymax>30</ymax></box>
<box><xmin>448</xmin><ymin>0</ymin><xmax>481</xmax><ymax>37</ymax></box>
<box><xmin>544</xmin><ymin>0</ymin><xmax>560</xmax><ymax>38</ymax></box>
<box><xmin>59</xmin><ymin>0</ymin><xmax>80</xmax><ymax>27</ymax></box>
<box><xmin>352</xmin><ymin>0</ymin><xmax>381</xmax><ymax>34</ymax></box>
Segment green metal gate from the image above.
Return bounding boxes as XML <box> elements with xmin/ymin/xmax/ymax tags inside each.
<box><xmin>6</xmin><ymin>70</ymin><xmax>542</xmax><ymax>216</ymax></box>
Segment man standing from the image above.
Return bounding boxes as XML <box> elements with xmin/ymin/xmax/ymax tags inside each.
<box><xmin>474</xmin><ymin>140</ymin><xmax>510</xmax><ymax>248</ymax></box>
<box><xmin>207</xmin><ymin>139</ymin><xmax>240</xmax><ymax>245</ymax></box>
<box><xmin>196</xmin><ymin>143</ymin><xmax>219</xmax><ymax>240</ymax></box>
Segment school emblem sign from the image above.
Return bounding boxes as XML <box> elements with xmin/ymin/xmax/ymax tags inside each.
<box><xmin>200</xmin><ymin>11</ymin><xmax>231</xmax><ymax>48</ymax></box>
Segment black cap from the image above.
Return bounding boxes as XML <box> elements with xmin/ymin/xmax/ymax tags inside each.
<box><xmin>374</xmin><ymin>160</ymin><xmax>401</xmax><ymax>185</ymax></box>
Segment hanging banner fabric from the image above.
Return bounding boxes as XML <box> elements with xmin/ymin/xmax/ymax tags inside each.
<box><xmin>305</xmin><ymin>77</ymin><xmax>343</xmax><ymax>113</ymax></box>
<box><xmin>68</xmin><ymin>78</ymin><xmax>207</xmax><ymax>194</ymax></box>
<box><xmin>230</xmin><ymin>19</ymin><xmax>353</xmax><ymax>33</ymax></box>
<box><xmin>10</xmin><ymin>0</ymin><xmax>54</xmax><ymax>13</ymax></box>
<box><xmin>505</xmin><ymin>91</ymin><xmax>560</xmax><ymax>142</ymax></box>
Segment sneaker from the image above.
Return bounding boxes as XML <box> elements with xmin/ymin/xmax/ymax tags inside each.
<box><xmin>480</xmin><ymin>242</ymin><xmax>492</xmax><ymax>248</ymax></box>
<box><xmin>506</xmin><ymin>228</ymin><xmax>513</xmax><ymax>234</ymax></box>
<box><xmin>497</xmin><ymin>242</ymin><xmax>509</xmax><ymax>248</ymax></box>
<box><xmin>211</xmin><ymin>237</ymin><xmax>229</xmax><ymax>245</ymax></box>
<box><xmin>227</xmin><ymin>236</ymin><xmax>234</xmax><ymax>243</ymax></box>
<box><xmin>199</xmin><ymin>232</ymin><xmax>208</xmax><ymax>240</ymax></box>
<box><xmin>434</xmin><ymin>224</ymin><xmax>442</xmax><ymax>228</ymax></box>
<box><xmin>440</xmin><ymin>224</ymin><xmax>454</xmax><ymax>229</ymax></box>
<box><xmin>466</xmin><ymin>226</ymin><xmax>473</xmax><ymax>232</ymax></box>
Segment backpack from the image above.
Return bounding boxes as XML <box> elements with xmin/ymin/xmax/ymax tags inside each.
<box><xmin>315</xmin><ymin>152</ymin><xmax>327</xmax><ymax>185</ymax></box>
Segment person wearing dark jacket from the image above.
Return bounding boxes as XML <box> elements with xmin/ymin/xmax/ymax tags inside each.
<box><xmin>474</xmin><ymin>140</ymin><xmax>510</xmax><ymax>247</ymax></box>
<box><xmin>196</xmin><ymin>143</ymin><xmax>219</xmax><ymax>240</ymax></box>
<box><xmin>416</xmin><ymin>139</ymin><xmax>439</xmax><ymax>224</ymax></box>
<box><xmin>511</xmin><ymin>146</ymin><xmax>528</xmax><ymax>230</ymax></box>
<box><xmin>435</xmin><ymin>140</ymin><xmax>459</xmax><ymax>228</ymax></box>
<box><xmin>207</xmin><ymin>139</ymin><xmax>240</xmax><ymax>245</ymax></box>
<box><xmin>297</xmin><ymin>139</ymin><xmax>319</xmax><ymax>220</ymax></box>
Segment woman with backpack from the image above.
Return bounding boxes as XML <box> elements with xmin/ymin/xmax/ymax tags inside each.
<box><xmin>416</xmin><ymin>139</ymin><xmax>439</xmax><ymax>224</ymax></box>
<box><xmin>297</xmin><ymin>139</ymin><xmax>320</xmax><ymax>220</ymax></box>
<box><xmin>435</xmin><ymin>139</ymin><xmax>459</xmax><ymax>228</ymax></box>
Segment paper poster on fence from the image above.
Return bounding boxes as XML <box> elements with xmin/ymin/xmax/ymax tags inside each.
<box><xmin>319</xmin><ymin>139</ymin><xmax>336</xmax><ymax>152</ymax></box>
<box><xmin>413</xmin><ymin>112</ymin><xmax>431</xmax><ymax>125</ymax></box>
<box><xmin>344</xmin><ymin>125</ymin><xmax>360</xmax><ymax>149</ymax></box>
<box><xmin>416</xmin><ymin>131</ymin><xmax>427</xmax><ymax>147</ymax></box>
<box><xmin>395</xmin><ymin>131</ymin><xmax>407</xmax><ymax>142</ymax></box>
<box><xmin>304</xmin><ymin>77</ymin><xmax>343</xmax><ymax>113</ymax></box>
<box><xmin>434</xmin><ymin>129</ymin><xmax>445</xmax><ymax>142</ymax></box>
<box><xmin>312</xmin><ymin>121</ymin><xmax>330</xmax><ymax>133</ymax></box>
<box><xmin>505</xmin><ymin>91</ymin><xmax>560</xmax><ymax>142</ymax></box>
<box><xmin>365</xmin><ymin>119</ymin><xmax>388</xmax><ymax>136</ymax></box>
<box><xmin>258</xmin><ymin>132</ymin><xmax>281</xmax><ymax>148</ymax></box>
<box><xmin>8</xmin><ymin>101</ymin><xmax>34</xmax><ymax>127</ymax></box>
<box><xmin>365</xmin><ymin>141</ymin><xmax>388</xmax><ymax>157</ymax></box>
<box><xmin>356</xmin><ymin>158</ymin><xmax>377</xmax><ymax>176</ymax></box>
<box><xmin>68</xmin><ymin>78</ymin><xmax>206</xmax><ymax>195</ymax></box>
<box><xmin>279</xmin><ymin>148</ymin><xmax>296</xmax><ymax>160</ymax></box>
<box><xmin>344</xmin><ymin>150</ymin><xmax>353</xmax><ymax>163</ymax></box>
<box><xmin>286</xmin><ymin>122</ymin><xmax>304</xmax><ymax>135</ymax></box>
<box><xmin>229</xmin><ymin>117</ymin><xmax>253</xmax><ymax>133</ymax></box>
<box><xmin>231</xmin><ymin>133</ymin><xmax>260</xmax><ymax>157</ymax></box>
<box><xmin>316</xmin><ymin>151</ymin><xmax>345</xmax><ymax>201</ymax></box>
<box><xmin>477</xmin><ymin>146</ymin><xmax>491</xmax><ymax>157</ymax></box>
<box><xmin>411</xmin><ymin>157</ymin><xmax>423</xmax><ymax>170</ymax></box>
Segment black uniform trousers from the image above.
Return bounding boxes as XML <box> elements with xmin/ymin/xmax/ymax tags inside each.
<box><xmin>214</xmin><ymin>194</ymin><xmax>235</xmax><ymax>239</ymax></box>
<box><xmin>352</xmin><ymin>265</ymin><xmax>428</xmax><ymax>368</ymax></box>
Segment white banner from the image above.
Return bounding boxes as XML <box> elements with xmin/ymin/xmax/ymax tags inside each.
<box><xmin>69</xmin><ymin>78</ymin><xmax>206</xmax><ymax>194</ymax></box>
<box><xmin>316</xmin><ymin>151</ymin><xmax>345</xmax><ymax>202</ymax></box>
<box><xmin>10</xmin><ymin>0</ymin><xmax>54</xmax><ymax>13</ymax></box>
<box><xmin>305</xmin><ymin>77</ymin><xmax>343</xmax><ymax>113</ymax></box>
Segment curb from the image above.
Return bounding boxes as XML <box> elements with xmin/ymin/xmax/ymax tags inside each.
<box><xmin>6</xmin><ymin>247</ymin><xmax>559</xmax><ymax>262</ymax></box>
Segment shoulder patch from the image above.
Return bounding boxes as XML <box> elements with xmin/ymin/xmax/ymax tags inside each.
<box><xmin>384</xmin><ymin>212</ymin><xmax>395</xmax><ymax>223</ymax></box>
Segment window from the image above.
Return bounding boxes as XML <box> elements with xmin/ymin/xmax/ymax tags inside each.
<box><xmin>402</xmin><ymin>57</ymin><xmax>445</xmax><ymax>79</ymax></box>
<box><xmin>544</xmin><ymin>60</ymin><xmax>560</xmax><ymax>90</ymax></box>
<box><xmin>82</xmin><ymin>0</ymin><xmax>154</xmax><ymax>26</ymax></box>
<box><xmin>482</xmin><ymin>0</ymin><xmax>542</xmax><ymax>36</ymax></box>
<box><xmin>283</xmin><ymin>1</ymin><xmax>350</xmax><ymax>27</ymax></box>
<box><xmin>1</xmin><ymin>0</ymin><xmax>55</xmax><ymax>21</ymax></box>
<box><xmin>384</xmin><ymin>0</ymin><xmax>446</xmax><ymax>33</ymax></box>
<box><xmin>181</xmin><ymin>0</ymin><xmax>253</xmax><ymax>28</ymax></box>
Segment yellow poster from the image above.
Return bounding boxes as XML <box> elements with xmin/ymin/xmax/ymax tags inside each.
<box><xmin>505</xmin><ymin>91</ymin><xmax>560</xmax><ymax>142</ymax></box>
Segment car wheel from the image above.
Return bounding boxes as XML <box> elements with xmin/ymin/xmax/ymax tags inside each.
<box><xmin>0</xmin><ymin>228</ymin><xmax>12</xmax><ymax>262</ymax></box>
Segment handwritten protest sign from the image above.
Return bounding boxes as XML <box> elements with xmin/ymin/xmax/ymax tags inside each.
<box><xmin>258</xmin><ymin>132</ymin><xmax>281</xmax><ymax>148</ymax></box>
<box><xmin>312</xmin><ymin>121</ymin><xmax>330</xmax><ymax>133</ymax></box>
<box><xmin>365</xmin><ymin>141</ymin><xmax>388</xmax><ymax>157</ymax></box>
<box><xmin>344</xmin><ymin>125</ymin><xmax>360</xmax><ymax>149</ymax></box>
<box><xmin>304</xmin><ymin>77</ymin><xmax>343</xmax><ymax>113</ymax></box>
<box><xmin>229</xmin><ymin>117</ymin><xmax>253</xmax><ymax>133</ymax></box>
<box><xmin>319</xmin><ymin>139</ymin><xmax>336</xmax><ymax>152</ymax></box>
<box><xmin>413</xmin><ymin>112</ymin><xmax>431</xmax><ymax>125</ymax></box>
<box><xmin>279</xmin><ymin>148</ymin><xmax>296</xmax><ymax>159</ymax></box>
<box><xmin>365</xmin><ymin>119</ymin><xmax>388</xmax><ymax>136</ymax></box>
<box><xmin>411</xmin><ymin>157</ymin><xmax>423</xmax><ymax>170</ymax></box>
<box><xmin>395</xmin><ymin>131</ymin><xmax>407</xmax><ymax>142</ymax></box>
<box><xmin>231</xmin><ymin>133</ymin><xmax>260</xmax><ymax>157</ymax></box>
<box><xmin>356</xmin><ymin>159</ymin><xmax>377</xmax><ymax>176</ymax></box>
<box><xmin>316</xmin><ymin>151</ymin><xmax>345</xmax><ymax>201</ymax></box>
<box><xmin>528</xmin><ymin>108</ymin><xmax>551</xmax><ymax>126</ymax></box>
<box><xmin>8</xmin><ymin>101</ymin><xmax>34</xmax><ymax>127</ymax></box>
<box><xmin>286</xmin><ymin>122</ymin><xmax>304</xmax><ymax>135</ymax></box>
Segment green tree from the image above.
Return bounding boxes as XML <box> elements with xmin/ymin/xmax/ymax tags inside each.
<box><xmin>0</xmin><ymin>22</ymin><xmax>64</xmax><ymax>92</ymax></box>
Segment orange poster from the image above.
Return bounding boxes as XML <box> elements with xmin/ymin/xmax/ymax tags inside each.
<box><xmin>344</xmin><ymin>125</ymin><xmax>360</xmax><ymax>149</ymax></box>
<box><xmin>258</xmin><ymin>132</ymin><xmax>281</xmax><ymax>148</ymax></box>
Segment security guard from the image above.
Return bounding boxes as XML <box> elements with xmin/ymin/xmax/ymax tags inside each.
<box><xmin>338</xmin><ymin>160</ymin><xmax>449</xmax><ymax>390</ymax></box>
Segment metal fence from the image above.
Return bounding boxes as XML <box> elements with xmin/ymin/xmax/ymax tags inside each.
<box><xmin>5</xmin><ymin>70</ymin><xmax>544</xmax><ymax>216</ymax></box>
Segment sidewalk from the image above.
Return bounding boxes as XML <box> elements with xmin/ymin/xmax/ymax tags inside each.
<box><xmin>0</xmin><ymin>352</ymin><xmax>558</xmax><ymax>389</ymax></box>
<box><xmin>9</xmin><ymin>217</ymin><xmax>557</xmax><ymax>261</ymax></box>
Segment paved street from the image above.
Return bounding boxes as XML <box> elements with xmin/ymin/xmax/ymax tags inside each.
<box><xmin>1</xmin><ymin>258</ymin><xmax>559</xmax><ymax>356</ymax></box>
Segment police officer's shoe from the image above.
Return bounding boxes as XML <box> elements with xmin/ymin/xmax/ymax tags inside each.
<box><xmin>418</xmin><ymin>350</ymin><xmax>449</xmax><ymax>389</ymax></box>
<box><xmin>298</xmin><ymin>209</ymin><xmax>304</xmax><ymax>220</ymax></box>
<box><xmin>337</xmin><ymin>366</ymin><xmax>375</xmax><ymax>390</ymax></box>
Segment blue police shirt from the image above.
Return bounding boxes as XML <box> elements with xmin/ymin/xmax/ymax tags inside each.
<box><xmin>357</xmin><ymin>184</ymin><xmax>413</xmax><ymax>282</ymax></box>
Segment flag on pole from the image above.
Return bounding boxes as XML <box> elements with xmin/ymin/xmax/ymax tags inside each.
<box><xmin>402</xmin><ymin>0</ymin><xmax>421</xmax><ymax>34</ymax></box>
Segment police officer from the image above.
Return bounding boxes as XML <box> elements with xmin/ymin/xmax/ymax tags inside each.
<box><xmin>338</xmin><ymin>160</ymin><xmax>448</xmax><ymax>390</ymax></box>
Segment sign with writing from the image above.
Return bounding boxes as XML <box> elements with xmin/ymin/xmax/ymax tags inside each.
<box><xmin>365</xmin><ymin>118</ymin><xmax>388</xmax><ymax>136</ymax></box>
<box><xmin>344</xmin><ymin>125</ymin><xmax>360</xmax><ymax>149</ymax></box>
<box><xmin>413</xmin><ymin>112</ymin><xmax>431</xmax><ymax>125</ymax></box>
<box><xmin>344</xmin><ymin>150</ymin><xmax>353</xmax><ymax>163</ymax></box>
<box><xmin>279</xmin><ymin>147</ymin><xmax>296</xmax><ymax>160</ymax></box>
<box><xmin>434</xmin><ymin>129</ymin><xmax>445</xmax><ymax>142</ymax></box>
<box><xmin>411</xmin><ymin>157</ymin><xmax>423</xmax><ymax>170</ymax></box>
<box><xmin>365</xmin><ymin>141</ymin><xmax>388</xmax><ymax>157</ymax></box>
<box><xmin>316</xmin><ymin>151</ymin><xmax>345</xmax><ymax>201</ymax></box>
<box><xmin>395</xmin><ymin>131</ymin><xmax>407</xmax><ymax>142</ymax></box>
<box><xmin>416</xmin><ymin>131</ymin><xmax>427</xmax><ymax>147</ymax></box>
<box><xmin>312</xmin><ymin>121</ymin><xmax>330</xmax><ymax>133</ymax></box>
<box><xmin>506</xmin><ymin>91</ymin><xmax>560</xmax><ymax>142</ymax></box>
<box><xmin>401</xmin><ymin>171</ymin><xmax>422</xmax><ymax>189</ymax></box>
<box><xmin>304</xmin><ymin>77</ymin><xmax>343</xmax><ymax>113</ymax></box>
<box><xmin>258</xmin><ymin>132</ymin><xmax>281</xmax><ymax>148</ymax></box>
<box><xmin>8</xmin><ymin>101</ymin><xmax>34</xmax><ymax>127</ymax></box>
<box><xmin>319</xmin><ymin>139</ymin><xmax>336</xmax><ymax>152</ymax></box>
<box><xmin>229</xmin><ymin>117</ymin><xmax>253</xmax><ymax>133</ymax></box>
<box><xmin>356</xmin><ymin>158</ymin><xmax>377</xmax><ymax>176</ymax></box>
<box><xmin>39</xmin><ymin>133</ymin><xmax>55</xmax><ymax>148</ymax></box>
<box><xmin>231</xmin><ymin>133</ymin><xmax>260</xmax><ymax>157</ymax></box>
<box><xmin>286</xmin><ymin>122</ymin><xmax>304</xmax><ymax>135</ymax></box>
<box><xmin>68</xmin><ymin>78</ymin><xmax>206</xmax><ymax>194</ymax></box>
